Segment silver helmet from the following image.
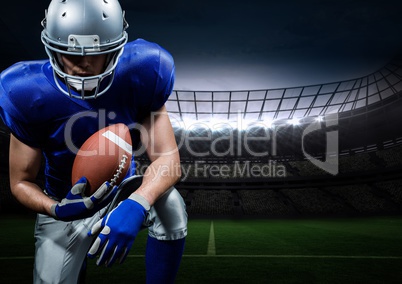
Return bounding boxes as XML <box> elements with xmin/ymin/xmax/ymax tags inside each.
<box><xmin>41</xmin><ymin>0</ymin><xmax>129</xmax><ymax>99</ymax></box>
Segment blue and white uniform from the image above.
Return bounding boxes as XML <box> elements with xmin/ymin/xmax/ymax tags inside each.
<box><xmin>0</xmin><ymin>39</ymin><xmax>187</xmax><ymax>283</ymax></box>
<box><xmin>0</xmin><ymin>39</ymin><xmax>174</xmax><ymax>199</ymax></box>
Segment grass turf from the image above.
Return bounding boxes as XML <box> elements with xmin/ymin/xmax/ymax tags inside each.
<box><xmin>1</xmin><ymin>215</ymin><xmax>402</xmax><ymax>283</ymax></box>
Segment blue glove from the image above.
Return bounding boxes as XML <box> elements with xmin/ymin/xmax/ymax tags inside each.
<box><xmin>87</xmin><ymin>194</ymin><xmax>150</xmax><ymax>267</ymax></box>
<box><xmin>50</xmin><ymin>177</ymin><xmax>118</xmax><ymax>221</ymax></box>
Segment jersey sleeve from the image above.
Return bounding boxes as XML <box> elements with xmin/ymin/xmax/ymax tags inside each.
<box><xmin>150</xmin><ymin>46</ymin><xmax>175</xmax><ymax>111</ymax></box>
<box><xmin>125</xmin><ymin>40</ymin><xmax>176</xmax><ymax>123</ymax></box>
<box><xmin>0</xmin><ymin>64</ymin><xmax>49</xmax><ymax>148</ymax></box>
<box><xmin>0</xmin><ymin>108</ymin><xmax>47</xmax><ymax>148</ymax></box>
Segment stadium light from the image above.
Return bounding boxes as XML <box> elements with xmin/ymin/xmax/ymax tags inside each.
<box><xmin>288</xmin><ymin>118</ymin><xmax>300</xmax><ymax>126</ymax></box>
<box><xmin>264</xmin><ymin>118</ymin><xmax>274</xmax><ymax>129</ymax></box>
<box><xmin>316</xmin><ymin>115</ymin><xmax>323</xmax><ymax>122</ymax></box>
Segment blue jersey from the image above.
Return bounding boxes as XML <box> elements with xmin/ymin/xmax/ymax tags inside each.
<box><xmin>0</xmin><ymin>39</ymin><xmax>175</xmax><ymax>199</ymax></box>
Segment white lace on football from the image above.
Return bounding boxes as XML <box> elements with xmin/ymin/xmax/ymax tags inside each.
<box><xmin>110</xmin><ymin>154</ymin><xmax>128</xmax><ymax>187</ymax></box>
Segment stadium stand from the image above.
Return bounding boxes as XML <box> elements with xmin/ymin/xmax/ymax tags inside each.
<box><xmin>1</xmin><ymin>58</ymin><xmax>402</xmax><ymax>218</ymax></box>
<box><xmin>280</xmin><ymin>187</ymin><xmax>351</xmax><ymax>216</ymax></box>
<box><xmin>323</xmin><ymin>184</ymin><xmax>399</xmax><ymax>214</ymax></box>
<box><xmin>238</xmin><ymin>189</ymin><xmax>295</xmax><ymax>217</ymax></box>
<box><xmin>373</xmin><ymin>179</ymin><xmax>402</xmax><ymax>206</ymax></box>
<box><xmin>376</xmin><ymin>143</ymin><xmax>402</xmax><ymax>168</ymax></box>
<box><xmin>186</xmin><ymin>190</ymin><xmax>235</xmax><ymax>216</ymax></box>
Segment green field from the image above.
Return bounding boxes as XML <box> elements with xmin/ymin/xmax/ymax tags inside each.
<box><xmin>1</xmin><ymin>215</ymin><xmax>402</xmax><ymax>283</ymax></box>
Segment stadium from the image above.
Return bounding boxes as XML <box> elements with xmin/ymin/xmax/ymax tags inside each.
<box><xmin>1</xmin><ymin>0</ymin><xmax>402</xmax><ymax>283</ymax></box>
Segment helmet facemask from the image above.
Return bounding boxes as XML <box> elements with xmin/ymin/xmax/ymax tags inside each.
<box><xmin>41</xmin><ymin>0</ymin><xmax>129</xmax><ymax>99</ymax></box>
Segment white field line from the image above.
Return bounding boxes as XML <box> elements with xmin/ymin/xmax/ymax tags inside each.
<box><xmin>207</xmin><ymin>221</ymin><xmax>216</xmax><ymax>256</ymax></box>
<box><xmin>1</xmin><ymin>255</ymin><xmax>402</xmax><ymax>261</ymax></box>
<box><xmin>179</xmin><ymin>255</ymin><xmax>402</xmax><ymax>259</ymax></box>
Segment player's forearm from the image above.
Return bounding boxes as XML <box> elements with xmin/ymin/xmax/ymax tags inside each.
<box><xmin>134</xmin><ymin>155</ymin><xmax>181</xmax><ymax>206</ymax></box>
<box><xmin>8</xmin><ymin>134</ymin><xmax>55</xmax><ymax>214</ymax></box>
<box><xmin>137</xmin><ymin>105</ymin><xmax>181</xmax><ymax>205</ymax></box>
<box><xmin>11</xmin><ymin>181</ymin><xmax>56</xmax><ymax>216</ymax></box>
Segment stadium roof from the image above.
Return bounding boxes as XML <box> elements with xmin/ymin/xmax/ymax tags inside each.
<box><xmin>167</xmin><ymin>58</ymin><xmax>402</xmax><ymax>129</ymax></box>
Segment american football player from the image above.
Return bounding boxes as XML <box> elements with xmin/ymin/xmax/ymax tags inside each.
<box><xmin>0</xmin><ymin>0</ymin><xmax>187</xmax><ymax>283</ymax></box>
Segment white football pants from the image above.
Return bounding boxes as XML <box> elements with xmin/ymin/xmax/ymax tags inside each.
<box><xmin>33</xmin><ymin>176</ymin><xmax>187</xmax><ymax>284</ymax></box>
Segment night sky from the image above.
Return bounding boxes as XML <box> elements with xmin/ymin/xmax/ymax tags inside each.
<box><xmin>1</xmin><ymin>0</ymin><xmax>402</xmax><ymax>90</ymax></box>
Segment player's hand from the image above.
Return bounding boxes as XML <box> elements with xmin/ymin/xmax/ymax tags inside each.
<box><xmin>87</xmin><ymin>195</ymin><xmax>149</xmax><ymax>267</ymax></box>
<box><xmin>50</xmin><ymin>177</ymin><xmax>118</xmax><ymax>221</ymax></box>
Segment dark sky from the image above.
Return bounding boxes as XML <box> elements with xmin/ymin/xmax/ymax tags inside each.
<box><xmin>1</xmin><ymin>0</ymin><xmax>402</xmax><ymax>90</ymax></box>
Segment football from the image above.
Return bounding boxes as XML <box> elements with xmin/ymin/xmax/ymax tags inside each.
<box><xmin>71</xmin><ymin>123</ymin><xmax>132</xmax><ymax>196</ymax></box>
